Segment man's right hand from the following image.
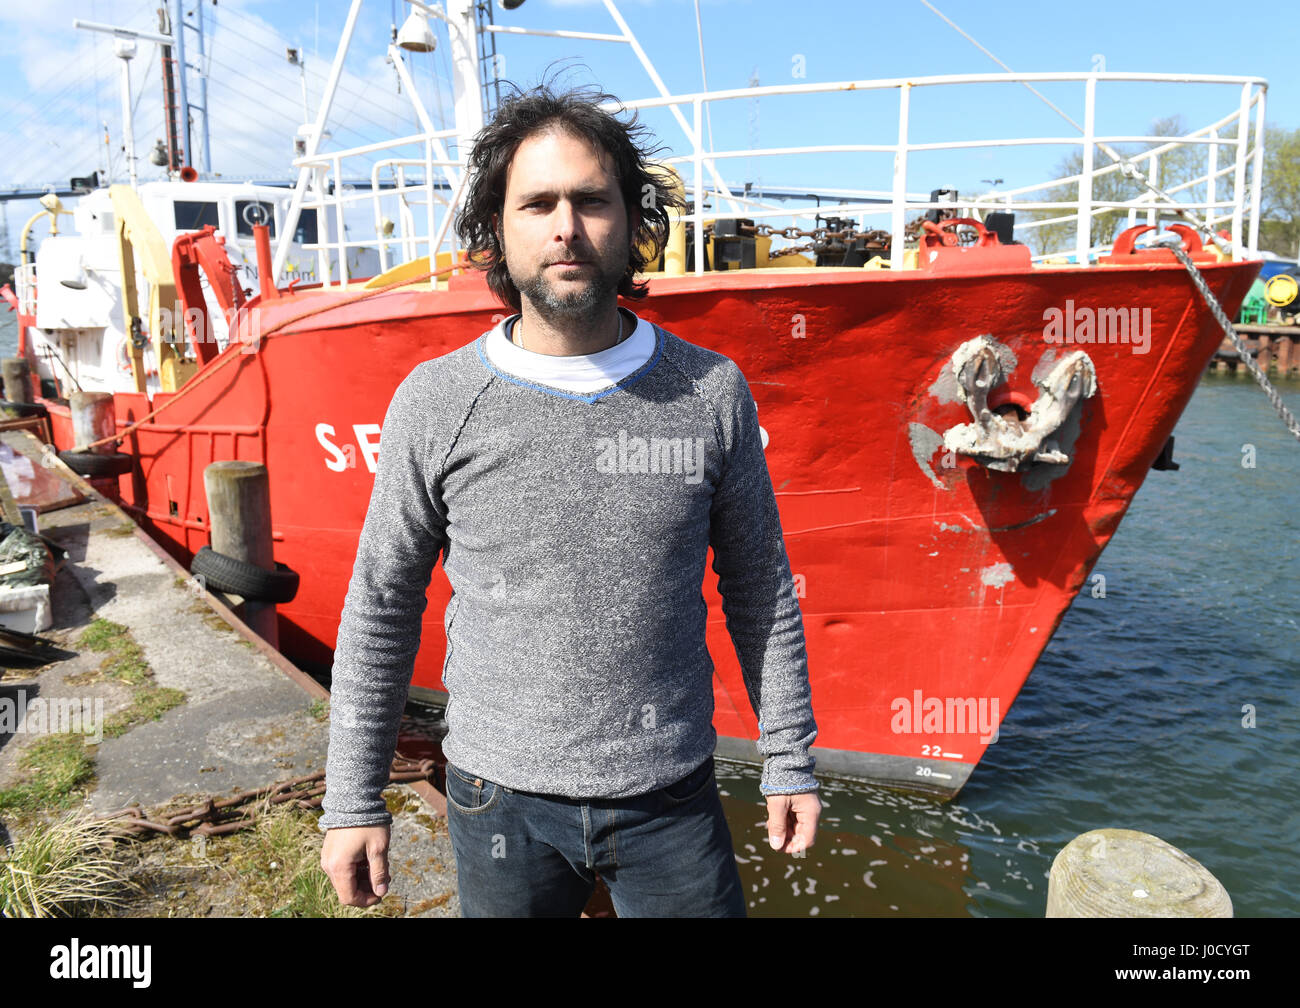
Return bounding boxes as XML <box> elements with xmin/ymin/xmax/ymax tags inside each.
<box><xmin>321</xmin><ymin>825</ymin><xmax>391</xmax><ymax>907</ymax></box>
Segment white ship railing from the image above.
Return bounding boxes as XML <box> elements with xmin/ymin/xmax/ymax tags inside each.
<box><xmin>617</xmin><ymin>71</ymin><xmax>1267</xmax><ymax>271</ymax></box>
<box><xmin>289</xmin><ymin>130</ymin><xmax>465</xmax><ymax>288</ymax></box>
<box><xmin>276</xmin><ymin>0</ymin><xmax>1267</xmax><ymax>285</ymax></box>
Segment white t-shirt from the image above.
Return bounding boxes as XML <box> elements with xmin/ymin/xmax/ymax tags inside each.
<box><xmin>482</xmin><ymin>307</ymin><xmax>653</xmax><ymax>394</ymax></box>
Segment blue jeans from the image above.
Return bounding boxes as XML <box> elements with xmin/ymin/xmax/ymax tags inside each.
<box><xmin>443</xmin><ymin>755</ymin><xmax>746</xmax><ymax>917</ymax></box>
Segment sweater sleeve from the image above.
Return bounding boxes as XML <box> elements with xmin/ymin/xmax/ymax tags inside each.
<box><xmin>707</xmin><ymin>361</ymin><xmax>819</xmax><ymax>795</ymax></box>
<box><xmin>319</xmin><ymin>369</ymin><xmax>448</xmax><ymax>830</ymax></box>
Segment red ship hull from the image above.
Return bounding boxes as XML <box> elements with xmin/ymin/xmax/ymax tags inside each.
<box><xmin>36</xmin><ymin>257</ymin><xmax>1258</xmax><ymax>796</ymax></box>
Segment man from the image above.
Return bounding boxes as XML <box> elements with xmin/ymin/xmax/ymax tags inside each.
<box><xmin>320</xmin><ymin>82</ymin><xmax>820</xmax><ymax>917</ymax></box>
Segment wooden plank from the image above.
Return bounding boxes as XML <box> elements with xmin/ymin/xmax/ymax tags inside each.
<box><xmin>0</xmin><ymin>463</ymin><xmax>23</xmax><ymax>525</ymax></box>
<box><xmin>1233</xmin><ymin>323</ymin><xmax>1300</xmax><ymax>335</ymax></box>
<box><xmin>0</xmin><ymin>439</ymin><xmax>84</xmax><ymax>513</ymax></box>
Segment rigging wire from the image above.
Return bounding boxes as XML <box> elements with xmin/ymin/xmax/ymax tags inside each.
<box><xmin>194</xmin><ymin>8</ymin><xmax>415</xmax><ymax>153</ymax></box>
<box><xmin>130</xmin><ymin>48</ymin><xmax>157</xmax><ymax>121</ymax></box>
<box><xmin>0</xmin><ymin>0</ymin><xmax>158</xmax><ymax>174</ymax></box>
<box><xmin>915</xmin><ymin>0</ymin><xmax>1082</xmax><ymax>133</ymax></box>
<box><xmin>7</xmin><ymin>1</ymin><xmax>449</xmax><ymax>192</ymax></box>
<box><xmin>5</xmin><ymin>0</ymin><xmax>155</xmax><ymax>103</ymax></box>
<box><xmin>914</xmin><ymin>0</ymin><xmax>1245</xmax><ymax>247</ymax></box>
<box><xmin>0</xmin><ymin>63</ymin><xmax>125</xmax><ymax>143</ymax></box>
<box><xmin>93</xmin><ymin>0</ymin><xmax>105</xmax><ymax>179</ymax></box>
<box><xmin>212</xmin><ymin>3</ymin><xmax>419</xmax><ymax>117</ymax></box>
<box><xmin>200</xmin><ymin>49</ymin><xmax>397</xmax><ymax>160</ymax></box>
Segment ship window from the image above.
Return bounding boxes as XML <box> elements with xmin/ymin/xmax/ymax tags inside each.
<box><xmin>236</xmin><ymin>200</ymin><xmax>277</xmax><ymax>238</ymax></box>
<box><xmin>292</xmin><ymin>208</ymin><xmax>318</xmax><ymax>245</ymax></box>
<box><xmin>174</xmin><ymin>201</ymin><xmax>220</xmax><ymax>231</ymax></box>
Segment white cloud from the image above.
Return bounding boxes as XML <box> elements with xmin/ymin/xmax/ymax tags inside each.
<box><xmin>0</xmin><ymin>0</ymin><xmax>456</xmax><ymax>189</ymax></box>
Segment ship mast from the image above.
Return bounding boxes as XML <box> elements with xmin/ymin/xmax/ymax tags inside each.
<box><xmin>444</xmin><ymin>0</ymin><xmax>485</xmax><ymax>146</ymax></box>
<box><xmin>398</xmin><ymin>1</ymin><xmax>486</xmax><ymax>142</ymax></box>
<box><xmin>168</xmin><ymin>0</ymin><xmax>213</xmax><ymax>177</ymax></box>
<box><xmin>158</xmin><ymin>8</ymin><xmax>183</xmax><ymax>174</ymax></box>
<box><xmin>116</xmin><ymin>38</ymin><xmax>139</xmax><ymax>188</ymax></box>
<box><xmin>273</xmin><ymin>0</ymin><xmax>489</xmax><ymax>284</ymax></box>
<box><xmin>73</xmin><ymin>18</ymin><xmax>177</xmax><ymax>188</ymax></box>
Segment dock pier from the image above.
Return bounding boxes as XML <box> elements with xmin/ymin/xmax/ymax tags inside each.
<box><xmin>1210</xmin><ymin>323</ymin><xmax>1300</xmax><ymax>376</ymax></box>
<box><xmin>0</xmin><ymin>424</ymin><xmax>456</xmax><ymax>917</ymax></box>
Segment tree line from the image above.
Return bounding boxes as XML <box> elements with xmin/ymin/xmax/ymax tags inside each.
<box><xmin>1026</xmin><ymin>119</ymin><xmax>1300</xmax><ymax>259</ymax></box>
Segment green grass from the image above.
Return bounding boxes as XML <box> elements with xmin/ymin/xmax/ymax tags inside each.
<box><xmin>0</xmin><ymin>813</ymin><xmax>134</xmax><ymax>918</ymax></box>
<box><xmin>0</xmin><ymin>735</ymin><xmax>96</xmax><ymax>816</ymax></box>
<box><xmin>102</xmin><ymin>687</ymin><xmax>187</xmax><ymax>739</ymax></box>
<box><xmin>77</xmin><ymin>618</ymin><xmax>151</xmax><ymax>685</ymax></box>
<box><xmin>219</xmin><ymin>803</ymin><xmax>399</xmax><ymax>918</ymax></box>
<box><xmin>71</xmin><ymin>618</ymin><xmax>188</xmax><ymax>738</ymax></box>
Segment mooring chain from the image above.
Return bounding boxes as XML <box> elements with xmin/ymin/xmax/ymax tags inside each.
<box><xmin>702</xmin><ymin>221</ymin><xmax>893</xmax><ymax>259</ymax></box>
<box><xmin>1167</xmin><ymin>243</ymin><xmax>1300</xmax><ymax>443</ymax></box>
<box><xmin>96</xmin><ymin>757</ymin><xmax>438</xmax><ymax>841</ymax></box>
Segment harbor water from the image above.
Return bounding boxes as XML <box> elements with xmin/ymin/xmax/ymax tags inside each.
<box><xmin>6</xmin><ymin>313</ymin><xmax>1295</xmax><ymax>917</ymax></box>
<box><xmin>711</xmin><ymin>370</ymin><xmax>1300</xmax><ymax>917</ymax></box>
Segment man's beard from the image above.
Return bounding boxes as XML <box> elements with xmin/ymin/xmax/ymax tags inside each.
<box><xmin>511</xmin><ymin>255</ymin><xmax>625</xmax><ymax>322</ymax></box>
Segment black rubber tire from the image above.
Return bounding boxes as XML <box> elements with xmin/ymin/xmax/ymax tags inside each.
<box><xmin>57</xmin><ymin>450</ymin><xmax>133</xmax><ymax>477</ymax></box>
<box><xmin>190</xmin><ymin>545</ymin><xmax>300</xmax><ymax>604</ymax></box>
<box><xmin>0</xmin><ymin>399</ymin><xmax>48</xmax><ymax>418</ymax></box>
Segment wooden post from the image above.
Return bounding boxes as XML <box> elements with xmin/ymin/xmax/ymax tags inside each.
<box><xmin>201</xmin><ymin>463</ymin><xmax>278</xmax><ymax>647</ymax></box>
<box><xmin>69</xmin><ymin>391</ymin><xmax>116</xmax><ymax>454</ymax></box>
<box><xmin>1046</xmin><ymin>829</ymin><xmax>1232</xmax><ymax>917</ymax></box>
<box><xmin>1257</xmin><ymin>334</ymin><xmax>1272</xmax><ymax>373</ymax></box>
<box><xmin>1276</xmin><ymin>335</ymin><xmax>1295</xmax><ymax>378</ymax></box>
<box><xmin>203</xmin><ymin>460</ymin><xmax>278</xmax><ymax>647</ymax></box>
<box><xmin>2</xmin><ymin>358</ymin><xmax>31</xmax><ymax>406</ymax></box>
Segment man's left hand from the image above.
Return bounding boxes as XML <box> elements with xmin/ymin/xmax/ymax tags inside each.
<box><xmin>765</xmin><ymin>791</ymin><xmax>821</xmax><ymax>855</ymax></box>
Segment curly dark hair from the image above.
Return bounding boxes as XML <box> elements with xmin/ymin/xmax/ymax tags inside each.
<box><xmin>454</xmin><ymin>79</ymin><xmax>685</xmax><ymax>312</ymax></box>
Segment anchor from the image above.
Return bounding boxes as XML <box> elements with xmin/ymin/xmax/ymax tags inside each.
<box><xmin>942</xmin><ymin>335</ymin><xmax>1098</xmax><ymax>473</ymax></box>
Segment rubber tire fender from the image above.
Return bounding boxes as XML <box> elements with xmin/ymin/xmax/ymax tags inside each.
<box><xmin>57</xmin><ymin>450</ymin><xmax>133</xmax><ymax>478</ymax></box>
<box><xmin>0</xmin><ymin>399</ymin><xmax>49</xmax><ymax>418</ymax></box>
<box><xmin>190</xmin><ymin>545</ymin><xmax>300</xmax><ymax>605</ymax></box>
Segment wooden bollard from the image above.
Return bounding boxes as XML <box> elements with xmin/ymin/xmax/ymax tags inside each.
<box><xmin>2</xmin><ymin>357</ymin><xmax>31</xmax><ymax>406</ymax></box>
<box><xmin>70</xmin><ymin>391</ymin><xmax>116</xmax><ymax>453</ymax></box>
<box><xmin>1046</xmin><ymin>829</ymin><xmax>1232</xmax><ymax>917</ymax></box>
<box><xmin>203</xmin><ymin>460</ymin><xmax>278</xmax><ymax>647</ymax></box>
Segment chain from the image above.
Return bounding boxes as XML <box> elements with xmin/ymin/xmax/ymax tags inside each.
<box><xmin>1168</xmin><ymin>243</ymin><xmax>1300</xmax><ymax>442</ymax></box>
<box><xmin>706</xmin><ymin>219</ymin><xmax>1300</xmax><ymax>439</ymax></box>
<box><xmin>95</xmin><ymin>756</ymin><xmax>437</xmax><ymax>840</ymax></box>
<box><xmin>710</xmin><ymin>221</ymin><xmax>893</xmax><ymax>259</ymax></box>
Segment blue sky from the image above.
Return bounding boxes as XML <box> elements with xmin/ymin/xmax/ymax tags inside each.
<box><xmin>0</xmin><ymin>0</ymin><xmax>1291</xmax><ymax>258</ymax></box>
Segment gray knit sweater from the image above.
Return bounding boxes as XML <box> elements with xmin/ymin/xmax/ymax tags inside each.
<box><xmin>319</xmin><ymin>320</ymin><xmax>818</xmax><ymax>830</ymax></box>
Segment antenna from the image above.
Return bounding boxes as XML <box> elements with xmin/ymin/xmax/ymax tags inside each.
<box><xmin>168</xmin><ymin>0</ymin><xmax>213</xmax><ymax>177</ymax></box>
<box><xmin>72</xmin><ymin>18</ymin><xmax>173</xmax><ymax>186</ymax></box>
<box><xmin>193</xmin><ymin>0</ymin><xmax>213</xmax><ymax>175</ymax></box>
